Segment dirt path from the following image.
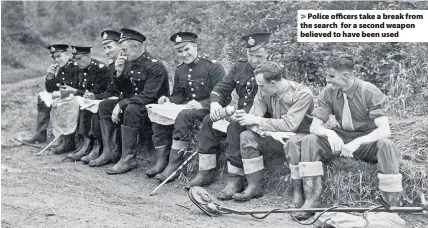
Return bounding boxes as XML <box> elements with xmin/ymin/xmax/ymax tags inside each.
<box><xmin>1</xmin><ymin>78</ymin><xmax>306</xmax><ymax>228</ymax></box>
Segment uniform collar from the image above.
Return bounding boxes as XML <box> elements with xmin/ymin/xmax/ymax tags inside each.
<box><xmin>338</xmin><ymin>78</ymin><xmax>359</xmax><ymax>99</ymax></box>
<box><xmin>187</xmin><ymin>55</ymin><xmax>200</xmax><ymax>67</ymax></box>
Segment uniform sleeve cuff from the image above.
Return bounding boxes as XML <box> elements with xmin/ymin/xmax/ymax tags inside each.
<box><xmin>312</xmin><ymin>108</ymin><xmax>330</xmax><ymax>123</ymax></box>
<box><xmin>210</xmin><ymin>92</ymin><xmax>220</xmax><ymax>103</ymax></box>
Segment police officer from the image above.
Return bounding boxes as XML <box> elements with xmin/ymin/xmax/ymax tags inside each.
<box><xmin>146</xmin><ymin>32</ymin><xmax>225</xmax><ymax>182</ymax></box>
<box><xmin>20</xmin><ymin>44</ymin><xmax>79</xmax><ymax>149</ymax></box>
<box><xmin>186</xmin><ymin>33</ymin><xmax>272</xmax><ymax>195</ymax></box>
<box><xmin>65</xmin><ymin>45</ymin><xmax>109</xmax><ymax>160</ymax></box>
<box><xmin>92</xmin><ymin>28</ymin><xmax>170</xmax><ymax>175</ymax></box>
<box><xmin>81</xmin><ymin>30</ymin><xmax>121</xmax><ymax>164</ymax></box>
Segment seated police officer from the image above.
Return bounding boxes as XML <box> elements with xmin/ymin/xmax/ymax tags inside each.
<box><xmin>146</xmin><ymin>32</ymin><xmax>225</xmax><ymax>182</ymax></box>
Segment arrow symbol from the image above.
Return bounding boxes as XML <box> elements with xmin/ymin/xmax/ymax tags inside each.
<box><xmin>301</xmin><ymin>14</ymin><xmax>306</xmax><ymax>19</ymax></box>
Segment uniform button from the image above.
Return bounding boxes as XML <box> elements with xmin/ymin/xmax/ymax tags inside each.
<box><xmin>131</xmin><ymin>71</ymin><xmax>134</xmax><ymax>73</ymax></box>
<box><xmin>237</xmin><ymin>81</ymin><xmax>240</xmax><ymax>84</ymax></box>
<box><xmin>247</xmin><ymin>82</ymin><xmax>250</xmax><ymax>85</ymax></box>
<box><xmin>138</xmin><ymin>79</ymin><xmax>141</xmax><ymax>81</ymax></box>
<box><xmin>135</xmin><ymin>88</ymin><xmax>138</xmax><ymax>91</ymax></box>
<box><xmin>62</xmin><ymin>72</ymin><xmax>64</xmax><ymax>74</ymax></box>
<box><xmin>244</xmin><ymin>102</ymin><xmax>247</xmax><ymax>106</ymax></box>
<box><xmin>71</xmin><ymin>82</ymin><xmax>73</xmax><ymax>85</ymax></box>
<box><xmin>84</xmin><ymin>79</ymin><xmax>87</xmax><ymax>81</ymax></box>
<box><xmin>189</xmin><ymin>82</ymin><xmax>192</xmax><ymax>85</ymax></box>
<box><xmin>191</xmin><ymin>88</ymin><xmax>194</xmax><ymax>91</ymax></box>
<box><xmin>91</xmin><ymin>83</ymin><xmax>94</xmax><ymax>86</ymax></box>
<box><xmin>245</xmin><ymin>96</ymin><xmax>248</xmax><ymax>99</ymax></box>
<box><xmin>201</xmin><ymin>82</ymin><xmax>204</xmax><ymax>85</ymax></box>
<box><xmin>84</xmin><ymin>73</ymin><xmax>87</xmax><ymax>76</ymax></box>
<box><xmin>120</xmin><ymin>92</ymin><xmax>123</xmax><ymax>94</ymax></box>
<box><xmin>251</xmin><ymin>77</ymin><xmax>254</xmax><ymax>80</ymax></box>
<box><xmin>62</xmin><ymin>78</ymin><xmax>65</xmax><ymax>80</ymax></box>
<box><xmin>189</xmin><ymin>69</ymin><xmax>192</xmax><ymax>72</ymax></box>
<box><xmin>188</xmin><ymin>74</ymin><xmax>191</xmax><ymax>78</ymax></box>
<box><xmin>138</xmin><ymin>72</ymin><xmax>141</xmax><ymax>74</ymax></box>
<box><xmin>111</xmin><ymin>82</ymin><xmax>113</xmax><ymax>84</ymax></box>
<box><xmin>135</xmin><ymin>93</ymin><xmax>138</xmax><ymax>96</ymax></box>
<box><xmin>192</xmin><ymin>94</ymin><xmax>196</xmax><ymax>98</ymax></box>
<box><xmin>133</xmin><ymin>83</ymin><xmax>136</xmax><ymax>86</ymax></box>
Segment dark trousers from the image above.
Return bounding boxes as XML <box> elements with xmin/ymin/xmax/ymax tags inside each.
<box><xmin>300</xmin><ymin>127</ymin><xmax>399</xmax><ymax>174</ymax></box>
<box><xmin>77</xmin><ymin>110</ymin><xmax>93</xmax><ymax>138</ymax></box>
<box><xmin>152</xmin><ymin>109</ymin><xmax>209</xmax><ymax>147</ymax></box>
<box><xmin>197</xmin><ymin>116</ymin><xmax>246</xmax><ymax>168</ymax></box>
<box><xmin>89</xmin><ymin>113</ymin><xmax>102</xmax><ymax>139</ymax></box>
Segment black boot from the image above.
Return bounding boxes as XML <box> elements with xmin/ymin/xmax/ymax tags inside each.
<box><xmin>154</xmin><ymin>149</ymin><xmax>184</xmax><ymax>182</ymax></box>
<box><xmin>21</xmin><ymin>99</ymin><xmax>50</xmax><ymax>144</ymax></box>
<box><xmin>81</xmin><ymin>138</ymin><xmax>102</xmax><ymax>164</ymax></box>
<box><xmin>292</xmin><ymin>176</ymin><xmax>323</xmax><ymax>220</ymax></box>
<box><xmin>291</xmin><ymin>179</ymin><xmax>304</xmax><ymax>208</ymax></box>
<box><xmin>233</xmin><ymin>170</ymin><xmax>264</xmax><ymax>201</ymax></box>
<box><xmin>187</xmin><ymin>169</ymin><xmax>216</xmax><ymax>188</ymax></box>
<box><xmin>106</xmin><ymin>125</ymin><xmax>139</xmax><ymax>175</ymax></box>
<box><xmin>52</xmin><ymin>134</ymin><xmax>76</xmax><ymax>155</ymax></box>
<box><xmin>89</xmin><ymin>119</ymin><xmax>120</xmax><ymax>167</ymax></box>
<box><xmin>380</xmin><ymin>191</ymin><xmax>401</xmax><ymax>207</ymax></box>
<box><xmin>217</xmin><ymin>174</ymin><xmax>244</xmax><ymax>201</ymax></box>
<box><xmin>145</xmin><ymin>145</ymin><xmax>170</xmax><ymax>178</ymax></box>
<box><xmin>67</xmin><ymin>136</ymin><xmax>93</xmax><ymax>161</ymax></box>
<box><xmin>50</xmin><ymin>135</ymin><xmax>64</xmax><ymax>149</ymax></box>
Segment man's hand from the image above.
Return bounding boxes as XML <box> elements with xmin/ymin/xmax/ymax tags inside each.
<box><xmin>236</xmin><ymin>113</ymin><xmax>261</xmax><ymax>126</ymax></box>
<box><xmin>46</xmin><ymin>64</ymin><xmax>58</xmax><ymax>80</ymax></box>
<box><xmin>186</xmin><ymin>100</ymin><xmax>203</xmax><ymax>110</ymax></box>
<box><xmin>158</xmin><ymin>96</ymin><xmax>170</xmax><ymax>104</ymax></box>
<box><xmin>111</xmin><ymin>104</ymin><xmax>122</xmax><ymax>124</ymax></box>
<box><xmin>326</xmin><ymin>131</ymin><xmax>344</xmax><ymax>155</ymax></box>
<box><xmin>341</xmin><ymin>140</ymin><xmax>360</xmax><ymax>158</ymax></box>
<box><xmin>59</xmin><ymin>85</ymin><xmax>77</xmax><ymax>98</ymax></box>
<box><xmin>83</xmin><ymin>92</ymin><xmax>96</xmax><ymax>100</ymax></box>
<box><xmin>52</xmin><ymin>91</ymin><xmax>61</xmax><ymax>99</ymax></box>
<box><xmin>210</xmin><ymin>102</ymin><xmax>222</xmax><ymax>121</ymax></box>
<box><xmin>115</xmin><ymin>55</ymin><xmax>127</xmax><ymax>77</ymax></box>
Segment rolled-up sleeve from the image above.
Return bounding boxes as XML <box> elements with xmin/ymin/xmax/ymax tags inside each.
<box><xmin>367</xmin><ymin>85</ymin><xmax>388</xmax><ymax>119</ymax></box>
<box><xmin>311</xmin><ymin>86</ymin><xmax>332</xmax><ymax>123</ymax></box>
<box><xmin>258</xmin><ymin>89</ymin><xmax>314</xmax><ymax>132</ymax></box>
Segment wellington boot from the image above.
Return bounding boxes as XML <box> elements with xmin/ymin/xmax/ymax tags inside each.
<box><xmin>52</xmin><ymin>134</ymin><xmax>76</xmax><ymax>155</ymax></box>
<box><xmin>291</xmin><ymin>179</ymin><xmax>304</xmax><ymax>208</ymax></box>
<box><xmin>21</xmin><ymin>102</ymin><xmax>50</xmax><ymax>144</ymax></box>
<box><xmin>292</xmin><ymin>176</ymin><xmax>323</xmax><ymax>220</ymax></box>
<box><xmin>154</xmin><ymin>149</ymin><xmax>184</xmax><ymax>182</ymax></box>
<box><xmin>50</xmin><ymin>136</ymin><xmax>64</xmax><ymax>149</ymax></box>
<box><xmin>217</xmin><ymin>174</ymin><xmax>244</xmax><ymax>201</ymax></box>
<box><xmin>233</xmin><ymin>170</ymin><xmax>264</xmax><ymax>202</ymax></box>
<box><xmin>81</xmin><ymin>139</ymin><xmax>103</xmax><ymax>164</ymax></box>
<box><xmin>380</xmin><ymin>191</ymin><xmax>401</xmax><ymax>207</ymax></box>
<box><xmin>186</xmin><ymin>169</ymin><xmax>216</xmax><ymax>189</ymax></box>
<box><xmin>145</xmin><ymin>146</ymin><xmax>170</xmax><ymax>178</ymax></box>
<box><xmin>106</xmin><ymin>125</ymin><xmax>139</xmax><ymax>175</ymax></box>
<box><xmin>67</xmin><ymin>137</ymin><xmax>93</xmax><ymax>161</ymax></box>
<box><xmin>89</xmin><ymin>119</ymin><xmax>120</xmax><ymax>167</ymax></box>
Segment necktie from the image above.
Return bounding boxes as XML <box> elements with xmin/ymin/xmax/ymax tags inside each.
<box><xmin>342</xmin><ymin>93</ymin><xmax>355</xmax><ymax>131</ymax></box>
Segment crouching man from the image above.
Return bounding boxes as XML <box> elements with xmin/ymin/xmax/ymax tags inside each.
<box><xmin>234</xmin><ymin>61</ymin><xmax>314</xmax><ymax>201</ymax></box>
<box><xmin>292</xmin><ymin>54</ymin><xmax>401</xmax><ymax>220</ymax></box>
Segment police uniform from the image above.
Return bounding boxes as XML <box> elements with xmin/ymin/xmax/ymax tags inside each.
<box><xmin>147</xmin><ymin>32</ymin><xmax>225</xmax><ymax>181</ymax></box>
<box><xmin>96</xmin><ymin>28</ymin><xmax>170</xmax><ymax>175</ymax></box>
<box><xmin>21</xmin><ymin>44</ymin><xmax>79</xmax><ymax>144</ymax></box>
<box><xmin>187</xmin><ymin>33</ymin><xmax>271</xmax><ymax>190</ymax></box>
<box><xmin>66</xmin><ymin>45</ymin><xmax>110</xmax><ymax>160</ymax></box>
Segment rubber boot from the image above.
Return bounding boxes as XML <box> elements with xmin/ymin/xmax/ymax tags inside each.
<box><xmin>380</xmin><ymin>191</ymin><xmax>401</xmax><ymax>207</ymax></box>
<box><xmin>292</xmin><ymin>176</ymin><xmax>323</xmax><ymax>220</ymax></box>
<box><xmin>81</xmin><ymin>138</ymin><xmax>102</xmax><ymax>164</ymax></box>
<box><xmin>52</xmin><ymin>134</ymin><xmax>76</xmax><ymax>154</ymax></box>
<box><xmin>106</xmin><ymin>125</ymin><xmax>139</xmax><ymax>175</ymax></box>
<box><xmin>217</xmin><ymin>174</ymin><xmax>244</xmax><ymax>201</ymax></box>
<box><xmin>50</xmin><ymin>135</ymin><xmax>64</xmax><ymax>149</ymax></box>
<box><xmin>21</xmin><ymin>100</ymin><xmax>50</xmax><ymax>144</ymax></box>
<box><xmin>67</xmin><ymin>136</ymin><xmax>93</xmax><ymax>161</ymax></box>
<box><xmin>186</xmin><ymin>169</ymin><xmax>216</xmax><ymax>189</ymax></box>
<box><xmin>291</xmin><ymin>179</ymin><xmax>304</xmax><ymax>208</ymax></box>
<box><xmin>154</xmin><ymin>149</ymin><xmax>184</xmax><ymax>182</ymax></box>
<box><xmin>89</xmin><ymin>119</ymin><xmax>120</xmax><ymax>167</ymax></box>
<box><xmin>145</xmin><ymin>146</ymin><xmax>170</xmax><ymax>178</ymax></box>
<box><xmin>233</xmin><ymin>170</ymin><xmax>264</xmax><ymax>201</ymax></box>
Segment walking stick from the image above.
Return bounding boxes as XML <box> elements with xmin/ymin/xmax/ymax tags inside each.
<box><xmin>150</xmin><ymin>151</ymin><xmax>198</xmax><ymax>196</ymax></box>
<box><xmin>36</xmin><ymin>136</ymin><xmax>60</xmax><ymax>155</ymax></box>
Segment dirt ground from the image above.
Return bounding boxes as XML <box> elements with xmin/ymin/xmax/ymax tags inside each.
<box><xmin>2</xmin><ymin>78</ymin><xmax>427</xmax><ymax>228</ymax></box>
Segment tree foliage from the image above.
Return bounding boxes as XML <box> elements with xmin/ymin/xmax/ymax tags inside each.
<box><xmin>2</xmin><ymin>1</ymin><xmax>428</xmax><ymax>114</ymax></box>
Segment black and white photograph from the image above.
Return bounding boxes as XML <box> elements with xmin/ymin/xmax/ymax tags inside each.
<box><xmin>1</xmin><ymin>1</ymin><xmax>428</xmax><ymax>227</ymax></box>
